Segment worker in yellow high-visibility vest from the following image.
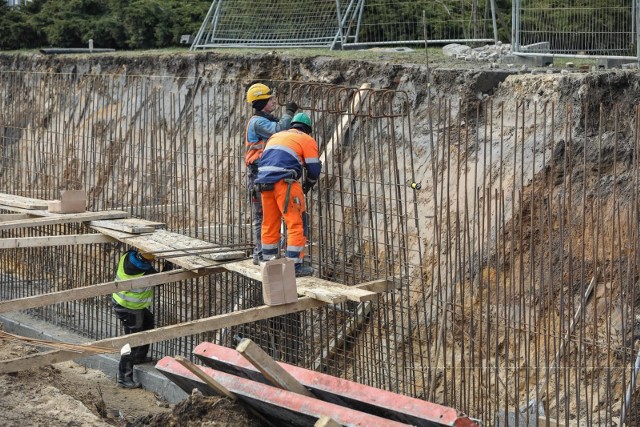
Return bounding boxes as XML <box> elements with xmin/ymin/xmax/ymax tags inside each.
<box><xmin>112</xmin><ymin>249</ymin><xmax>172</xmax><ymax>389</ymax></box>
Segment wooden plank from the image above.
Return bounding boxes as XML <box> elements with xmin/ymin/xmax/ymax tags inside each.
<box><xmin>314</xmin><ymin>416</ymin><xmax>342</xmax><ymax>427</ymax></box>
<box><xmin>297</xmin><ymin>281</ymin><xmax>377</xmax><ymax>302</ymax></box>
<box><xmin>0</xmin><ymin>193</ymin><xmax>49</xmax><ymax>210</ymax></box>
<box><xmin>0</xmin><ymin>269</ymin><xmax>212</xmax><ymax>314</ymax></box>
<box><xmin>0</xmin><ymin>214</ymin><xmax>33</xmax><ymax>222</ymax></box>
<box><xmin>224</xmin><ymin>260</ymin><xmax>383</xmax><ymax>302</ymax></box>
<box><xmin>157</xmin><ymin>358</ymin><xmax>413</xmax><ymax>427</ymax></box>
<box><xmin>0</xmin><ymin>280</ymin><xmax>387</xmax><ymax>374</ymax></box>
<box><xmin>174</xmin><ymin>355</ymin><xmax>236</xmax><ymax>399</ymax></box>
<box><xmin>0</xmin><ymin>210</ymin><xmax>129</xmax><ymax>231</ymax></box>
<box><xmin>89</xmin><ymin>227</ymin><xmax>246</xmax><ymax>271</ymax></box>
<box><xmin>297</xmin><ymin>287</ymin><xmax>347</xmax><ymax>304</ymax></box>
<box><xmin>0</xmin><ymin>204</ymin><xmax>36</xmax><ymax>214</ymax></box>
<box><xmin>88</xmin><ymin>218</ymin><xmax>157</xmax><ymax>234</ymax></box>
<box><xmin>0</xmin><ymin>234</ymin><xmax>116</xmax><ymax>249</ymax></box>
<box><xmin>236</xmin><ymin>338</ymin><xmax>314</xmax><ymax>398</ymax></box>
<box><xmin>194</xmin><ymin>340</ymin><xmax>474</xmax><ymax>427</ymax></box>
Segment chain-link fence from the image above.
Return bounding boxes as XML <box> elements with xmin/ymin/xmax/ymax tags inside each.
<box><xmin>191</xmin><ymin>0</ymin><xmax>497</xmax><ymax>50</ymax></box>
<box><xmin>513</xmin><ymin>0</ymin><xmax>640</xmax><ymax>59</ymax></box>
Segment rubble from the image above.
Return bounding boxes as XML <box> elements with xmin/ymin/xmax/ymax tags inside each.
<box><xmin>443</xmin><ymin>41</ymin><xmax>511</xmax><ymax>63</ymax></box>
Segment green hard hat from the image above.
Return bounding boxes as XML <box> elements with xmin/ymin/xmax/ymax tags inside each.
<box><xmin>291</xmin><ymin>112</ymin><xmax>312</xmax><ymax>128</ymax></box>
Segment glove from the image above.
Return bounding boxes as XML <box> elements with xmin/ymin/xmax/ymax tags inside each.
<box><xmin>302</xmin><ymin>178</ymin><xmax>316</xmax><ymax>195</ymax></box>
<box><xmin>162</xmin><ymin>260</ymin><xmax>175</xmax><ymax>272</ymax></box>
<box><xmin>286</xmin><ymin>101</ymin><xmax>298</xmax><ymax>116</ymax></box>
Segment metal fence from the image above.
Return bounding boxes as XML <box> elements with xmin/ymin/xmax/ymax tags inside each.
<box><xmin>1</xmin><ymin>71</ymin><xmax>639</xmax><ymax>425</ymax></box>
<box><xmin>513</xmin><ymin>0</ymin><xmax>640</xmax><ymax>59</ymax></box>
<box><xmin>191</xmin><ymin>0</ymin><xmax>498</xmax><ymax>50</ymax></box>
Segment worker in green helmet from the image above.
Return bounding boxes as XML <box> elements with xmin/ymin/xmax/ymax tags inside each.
<box><xmin>254</xmin><ymin>112</ymin><xmax>321</xmax><ymax>277</ymax></box>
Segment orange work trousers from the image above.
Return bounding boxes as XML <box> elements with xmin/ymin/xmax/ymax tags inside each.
<box><xmin>261</xmin><ymin>180</ymin><xmax>306</xmax><ymax>263</ymax></box>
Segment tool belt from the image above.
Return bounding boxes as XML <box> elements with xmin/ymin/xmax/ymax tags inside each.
<box><xmin>255</xmin><ymin>182</ymin><xmax>274</xmax><ymax>192</ymax></box>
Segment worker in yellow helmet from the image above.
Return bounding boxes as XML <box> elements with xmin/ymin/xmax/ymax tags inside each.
<box><xmin>111</xmin><ymin>249</ymin><xmax>173</xmax><ymax>389</ymax></box>
<box><xmin>245</xmin><ymin>82</ymin><xmax>298</xmax><ymax>265</ymax></box>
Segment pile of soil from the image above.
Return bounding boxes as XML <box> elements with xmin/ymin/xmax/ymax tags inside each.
<box><xmin>129</xmin><ymin>390</ymin><xmax>262</xmax><ymax>427</ymax></box>
<box><xmin>0</xmin><ymin>336</ymin><xmax>262</xmax><ymax>426</ymax></box>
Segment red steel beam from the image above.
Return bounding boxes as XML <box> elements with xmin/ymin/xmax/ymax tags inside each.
<box><xmin>156</xmin><ymin>356</ymin><xmax>413</xmax><ymax>427</ymax></box>
<box><xmin>193</xmin><ymin>342</ymin><xmax>479</xmax><ymax>427</ymax></box>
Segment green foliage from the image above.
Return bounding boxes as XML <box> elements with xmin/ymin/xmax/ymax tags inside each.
<box><xmin>0</xmin><ymin>3</ymin><xmax>46</xmax><ymax>49</ymax></box>
<box><xmin>0</xmin><ymin>0</ymin><xmax>514</xmax><ymax>50</ymax></box>
<box><xmin>0</xmin><ymin>0</ymin><xmax>212</xmax><ymax>50</ymax></box>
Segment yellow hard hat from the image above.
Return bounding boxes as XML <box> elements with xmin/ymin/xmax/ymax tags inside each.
<box><xmin>246</xmin><ymin>83</ymin><xmax>273</xmax><ymax>103</ymax></box>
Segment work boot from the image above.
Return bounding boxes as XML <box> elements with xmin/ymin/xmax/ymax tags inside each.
<box><xmin>117</xmin><ymin>377</ymin><xmax>141</xmax><ymax>389</ymax></box>
<box><xmin>252</xmin><ymin>254</ymin><xmax>263</xmax><ymax>266</ymax></box>
<box><xmin>294</xmin><ymin>264</ymin><xmax>313</xmax><ymax>277</ymax></box>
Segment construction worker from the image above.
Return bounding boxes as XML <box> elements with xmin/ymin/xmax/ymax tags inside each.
<box><xmin>254</xmin><ymin>112</ymin><xmax>321</xmax><ymax>277</ymax></box>
<box><xmin>112</xmin><ymin>249</ymin><xmax>173</xmax><ymax>389</ymax></box>
<box><xmin>245</xmin><ymin>82</ymin><xmax>298</xmax><ymax>265</ymax></box>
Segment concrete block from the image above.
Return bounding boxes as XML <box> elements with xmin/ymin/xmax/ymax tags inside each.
<box><xmin>180</xmin><ymin>35</ymin><xmax>194</xmax><ymax>45</ymax></box>
<box><xmin>48</xmin><ymin>190</ymin><xmax>86</xmax><ymax>214</ymax></box>
<box><xmin>502</xmin><ymin>54</ymin><xmax>553</xmax><ymax>67</ymax></box>
<box><xmin>261</xmin><ymin>258</ymin><xmax>297</xmax><ymax>305</ymax></box>
<box><xmin>597</xmin><ymin>58</ymin><xmax>637</xmax><ymax>69</ymax></box>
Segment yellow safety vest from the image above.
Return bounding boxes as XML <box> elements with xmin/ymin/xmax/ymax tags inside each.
<box><xmin>112</xmin><ymin>253</ymin><xmax>153</xmax><ymax>310</ymax></box>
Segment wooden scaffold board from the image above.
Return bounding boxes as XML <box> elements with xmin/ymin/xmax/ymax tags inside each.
<box><xmin>0</xmin><ymin>280</ymin><xmax>389</xmax><ymax>374</ymax></box>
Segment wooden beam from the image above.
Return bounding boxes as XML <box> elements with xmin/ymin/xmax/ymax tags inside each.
<box><xmin>88</xmin><ymin>218</ymin><xmax>159</xmax><ymax>234</ymax></box>
<box><xmin>0</xmin><ymin>280</ymin><xmax>387</xmax><ymax>374</ymax></box>
<box><xmin>236</xmin><ymin>338</ymin><xmax>314</xmax><ymax>398</ymax></box>
<box><xmin>0</xmin><ymin>234</ymin><xmax>116</xmax><ymax>249</ymax></box>
<box><xmin>0</xmin><ymin>269</ymin><xmax>213</xmax><ymax>314</ymax></box>
<box><xmin>157</xmin><ymin>358</ymin><xmax>413</xmax><ymax>427</ymax></box>
<box><xmin>0</xmin><ymin>210</ymin><xmax>129</xmax><ymax>231</ymax></box>
<box><xmin>224</xmin><ymin>260</ymin><xmax>385</xmax><ymax>303</ymax></box>
<box><xmin>89</xmin><ymin>227</ymin><xmax>246</xmax><ymax>271</ymax></box>
<box><xmin>194</xmin><ymin>340</ymin><xmax>474</xmax><ymax>427</ymax></box>
<box><xmin>0</xmin><ymin>214</ymin><xmax>33</xmax><ymax>222</ymax></box>
<box><xmin>174</xmin><ymin>355</ymin><xmax>236</xmax><ymax>399</ymax></box>
<box><xmin>0</xmin><ymin>204</ymin><xmax>35</xmax><ymax>214</ymax></box>
<box><xmin>0</xmin><ymin>193</ymin><xmax>49</xmax><ymax>210</ymax></box>
<box><xmin>314</xmin><ymin>416</ymin><xmax>342</xmax><ymax>427</ymax></box>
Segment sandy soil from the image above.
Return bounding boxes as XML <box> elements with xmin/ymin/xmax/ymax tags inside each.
<box><xmin>0</xmin><ymin>338</ymin><xmax>261</xmax><ymax>427</ymax></box>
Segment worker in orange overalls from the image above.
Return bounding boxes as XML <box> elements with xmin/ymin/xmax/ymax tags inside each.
<box><xmin>254</xmin><ymin>112</ymin><xmax>321</xmax><ymax>277</ymax></box>
<box><xmin>245</xmin><ymin>83</ymin><xmax>298</xmax><ymax>265</ymax></box>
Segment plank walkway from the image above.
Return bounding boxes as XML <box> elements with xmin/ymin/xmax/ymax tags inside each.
<box><xmin>0</xmin><ymin>192</ymin><xmax>386</xmax><ymax>373</ymax></box>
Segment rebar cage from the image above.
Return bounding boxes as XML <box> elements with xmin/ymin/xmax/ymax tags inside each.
<box><xmin>0</xmin><ymin>71</ymin><xmax>639</xmax><ymax>425</ymax></box>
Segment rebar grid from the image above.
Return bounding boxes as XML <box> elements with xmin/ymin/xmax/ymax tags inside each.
<box><xmin>0</xmin><ymin>71</ymin><xmax>639</xmax><ymax>425</ymax></box>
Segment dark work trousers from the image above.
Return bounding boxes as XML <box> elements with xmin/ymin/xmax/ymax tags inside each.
<box><xmin>247</xmin><ymin>167</ymin><xmax>263</xmax><ymax>262</ymax></box>
<box><xmin>112</xmin><ymin>299</ymin><xmax>154</xmax><ymax>381</ymax></box>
